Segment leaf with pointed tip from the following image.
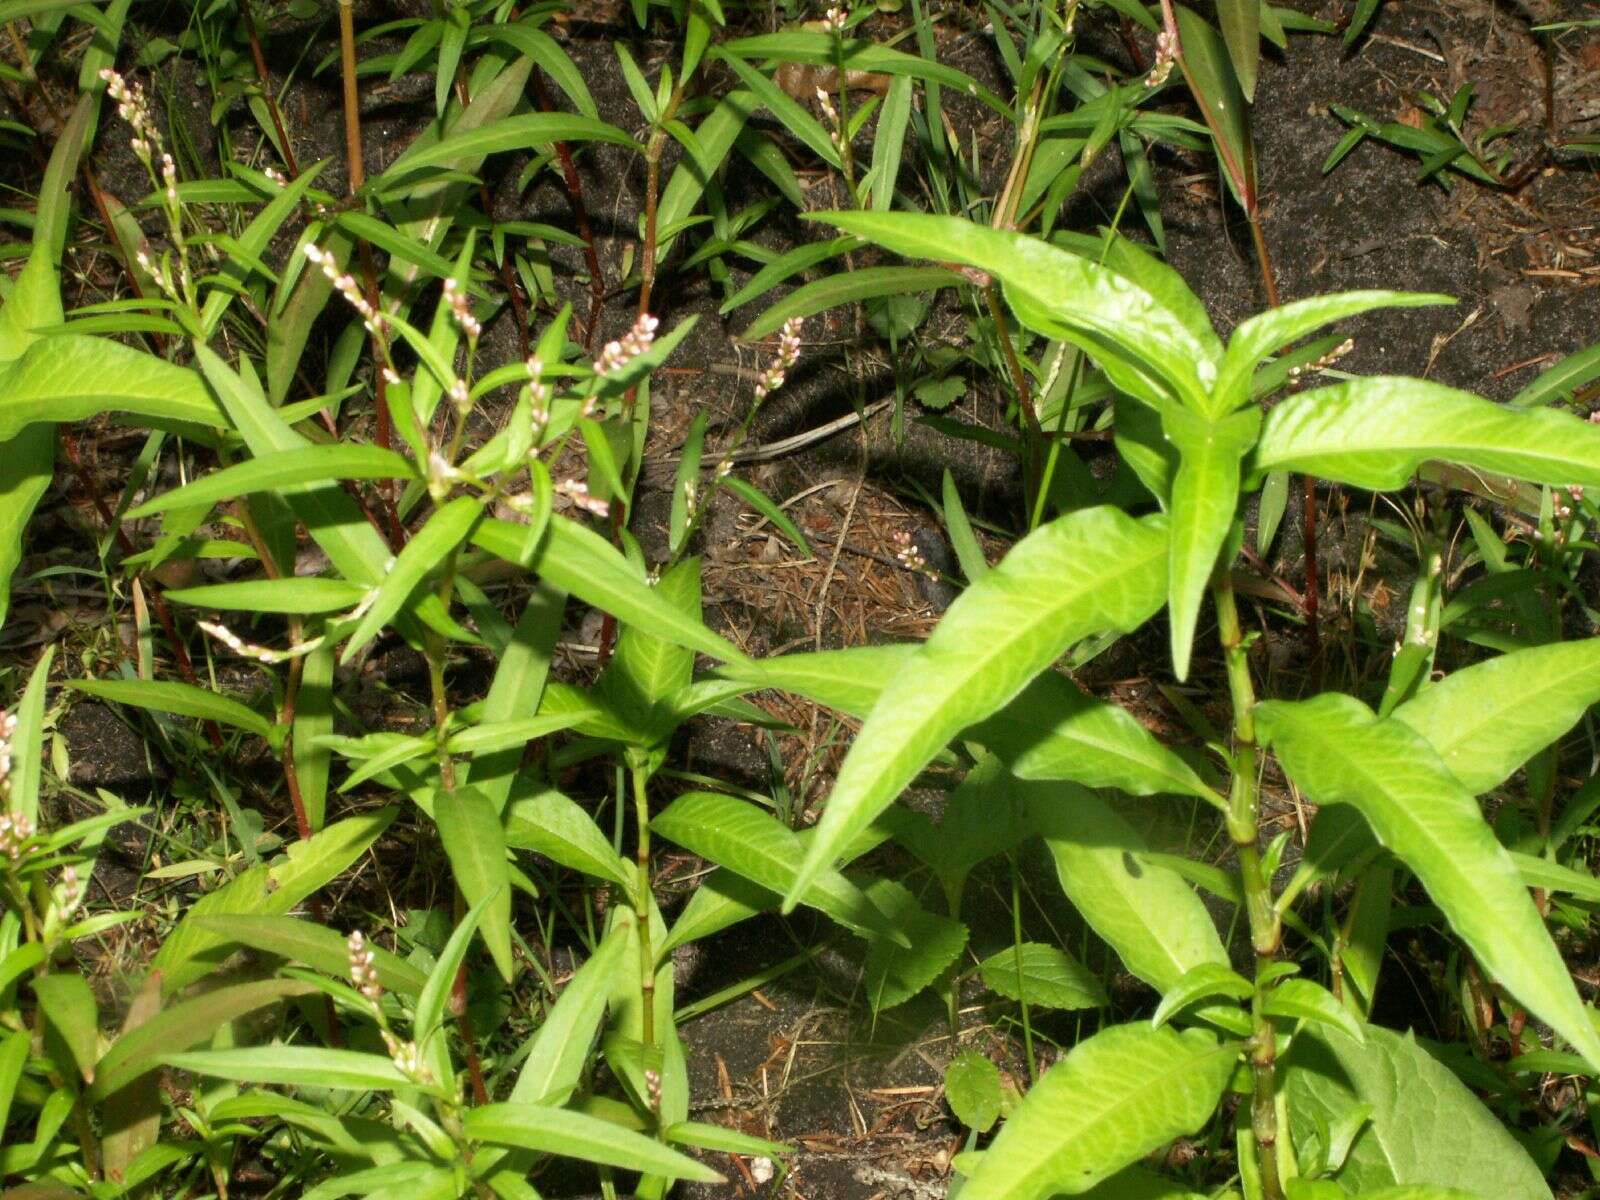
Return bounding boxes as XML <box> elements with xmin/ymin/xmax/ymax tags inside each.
<box><xmin>1162</xmin><ymin>406</ymin><xmax>1259</xmax><ymax>680</ymax></box>
<box><xmin>512</xmin><ymin>927</ymin><xmax>629</xmax><ymax>1105</ymax></box>
<box><xmin>507</xmin><ymin>789</ymin><xmax>632</xmax><ymax>890</ymax></box>
<box><xmin>1257</xmin><ymin>694</ymin><xmax>1600</xmax><ymax>1071</ymax></box>
<box><xmin>1151</xmin><ymin>963</ymin><xmax>1252</xmax><ymax>1030</ymax></box>
<box><xmin>1250</xmin><ymin>377</ymin><xmax>1600</xmax><ymax>492</ymax></box>
<box><xmin>1284</xmin><ymin>1025</ymin><xmax>1551</xmax><ymax>1199</ymax></box>
<box><xmin>164</xmin><ymin>1045</ymin><xmax>411</xmax><ymax>1091</ymax></box>
<box><xmin>194</xmin><ymin>914</ymin><xmax>427</xmax><ymax>996</ymax></box>
<box><xmin>71</xmin><ymin>678</ymin><xmax>272</xmax><ymax>739</ymax></box>
<box><xmin>344</xmin><ymin>496</ymin><xmax>483</xmax><ymax>660</ymax></box>
<box><xmin>1214</xmin><ymin>292</ymin><xmax>1452</xmax><ymax>411</ymax></box>
<box><xmin>860</xmin><ymin>879</ymin><xmax>967</xmax><ymax>1011</ymax></box>
<box><xmin>961</xmin><ymin>1023</ymin><xmax>1237</xmax><ymax>1200</ymax></box>
<box><xmin>979</xmin><ymin>943</ymin><xmax>1108</xmax><ymax>1011</ymax></box>
<box><xmin>708</xmin><ymin>644</ymin><xmax>915</xmax><ymax>719</ymax></box>
<box><xmin>1215</xmin><ymin>0</ymin><xmax>1260</xmax><ymax>100</ymax></box>
<box><xmin>128</xmin><ymin>446</ymin><xmax>416</xmax><ymax>519</ymax></box>
<box><xmin>971</xmin><ymin>671</ymin><xmax>1220</xmax><ymax>804</ymax></box>
<box><xmin>1262</xmin><ymin>978</ymin><xmax>1364</xmax><ymax>1043</ymax></box>
<box><xmin>784</xmin><ymin>507</ymin><xmax>1169</xmax><ymax>910</ymax></box>
<box><xmin>434</xmin><ymin>789</ymin><xmax>513</xmax><ymax>982</ymax></box>
<box><xmin>373</xmin><ymin>114</ymin><xmax>640</xmax><ymax>189</ymax></box>
<box><xmin>464</xmin><ymin>1102</ymin><xmax>722</xmax><ymax>1182</ymax></box>
<box><xmin>32</xmin><ymin>973</ymin><xmax>99</xmax><ymax>1084</ymax></box>
<box><xmin>1391</xmin><ymin>638</ymin><xmax>1600</xmax><ymax>795</ymax></box>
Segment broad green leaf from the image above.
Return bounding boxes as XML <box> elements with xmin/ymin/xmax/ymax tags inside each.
<box><xmin>473</xmin><ymin>516</ymin><xmax>744</xmax><ymax>664</ymax></box>
<box><xmin>0</xmin><ymin>1028</ymin><xmax>28</xmax><ymax>1139</ymax></box>
<box><xmin>506</xmin><ymin>788</ymin><xmax>631</xmax><ymax>890</ymax></box>
<box><xmin>1216</xmin><ymin>0</ymin><xmax>1260</xmax><ymax>100</ymax></box>
<box><xmin>1391</xmin><ymin>639</ymin><xmax>1600</xmax><ymax>796</ymax></box>
<box><xmin>860</xmin><ymin>878</ymin><xmax>967</xmax><ymax>1011</ymax></box>
<box><xmin>1030</xmin><ymin>786</ymin><xmax>1233</xmax><ymax>1003</ymax></box>
<box><xmin>1257</xmin><ymin>694</ymin><xmax>1600</xmax><ymax>1071</ymax></box>
<box><xmin>1214</xmin><ymin>292</ymin><xmax>1452</xmax><ymax>411</ymax></box>
<box><xmin>463</xmin><ymin>1103</ymin><xmax>721</xmax><ymax>1182</ymax></box>
<box><xmin>1284</xmin><ymin>1025</ymin><xmax>1551</xmax><ymax>1199</ymax></box>
<box><xmin>128</xmin><ymin>446</ymin><xmax>416</xmax><ymax>519</ymax></box>
<box><xmin>0</xmin><ymin>335</ymin><xmax>223</xmax><ymax>441</ymax></box>
<box><xmin>1173</xmin><ymin>5</ymin><xmax>1255</xmax><ymax>213</ymax></box>
<box><xmin>31</xmin><ymin>972</ymin><xmax>98</xmax><ymax>1083</ymax></box>
<box><xmin>0</xmin><ymin>424</ymin><xmax>52</xmax><ymax>630</ymax></box>
<box><xmin>972</xmin><ymin>671</ymin><xmax>1220</xmax><ymax>804</ymax></box>
<box><xmin>194</xmin><ymin>915</ymin><xmax>427</xmax><ymax>997</ymax></box>
<box><xmin>979</xmin><ymin>943</ymin><xmax>1108</xmax><ymax>1011</ymax></box>
<box><xmin>92</xmin><ymin>979</ymin><xmax>317</xmax><ymax>1099</ymax></box>
<box><xmin>785</xmin><ymin>507</ymin><xmax>1169</xmax><ymax>910</ymax></box>
<box><xmin>961</xmin><ymin>1023</ymin><xmax>1236</xmax><ymax>1200</ymax></box>
<box><xmin>709</xmin><ymin>644</ymin><xmax>916</xmax><ymax>719</ymax></box>
<box><xmin>373</xmin><ymin>114</ymin><xmax>640</xmax><ymax>188</ymax></box>
<box><xmin>434</xmin><ymin>787</ymin><xmax>514</xmax><ymax>981</ymax></box>
<box><xmin>1049</xmin><ymin>232</ymin><xmax>1222</xmax><ymax>366</ymax></box>
<box><xmin>599</xmin><ymin>556</ymin><xmax>700</xmax><ymax>739</ymax></box>
<box><xmin>652</xmin><ymin>791</ymin><xmax>905</xmax><ymax>944</ymax></box>
<box><xmin>163</xmin><ymin>1045</ymin><xmax>411</xmax><ymax>1091</ymax></box>
<box><xmin>167</xmin><ymin>577</ymin><xmax>369</xmax><ymax>614</ymax></box>
<box><xmin>1075</xmin><ymin>1167</ymin><xmax>1209</xmax><ymax>1200</ymax></box>
<box><xmin>512</xmin><ymin>927</ymin><xmax>628</xmax><ymax>1104</ymax></box>
<box><xmin>946</xmin><ymin>1050</ymin><xmax>1003</xmax><ymax>1132</ymax></box>
<box><xmin>741</xmin><ymin>265</ymin><xmax>958</xmax><ymax>340</ymax></box>
<box><xmin>809</xmin><ymin>212</ymin><xmax>1213</xmax><ymax>410</ymax></box>
<box><xmin>886</xmin><ymin>753</ymin><xmax>1036</xmax><ymax>892</ymax></box>
<box><xmin>71</xmin><ymin>677</ymin><xmax>271</xmax><ymax>739</ymax></box>
<box><xmin>1250</xmin><ymin>377</ymin><xmax>1600</xmax><ymax>493</ymax></box>
<box><xmin>1162</xmin><ymin>406</ymin><xmax>1260</xmax><ymax>679</ymax></box>
<box><xmin>152</xmin><ymin>808</ymin><xmax>396</xmax><ymax>993</ymax></box>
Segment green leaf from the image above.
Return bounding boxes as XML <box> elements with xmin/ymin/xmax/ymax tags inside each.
<box><xmin>741</xmin><ymin>265</ymin><xmax>957</xmax><ymax>340</ymax></box>
<box><xmin>708</xmin><ymin>644</ymin><xmax>916</xmax><ymax>720</ymax></box>
<box><xmin>1512</xmin><ymin>340</ymin><xmax>1600</xmax><ymax>408</ymax></box>
<box><xmin>434</xmin><ymin>787</ymin><xmax>514</xmax><ymax>981</ymax></box>
<box><xmin>0</xmin><ymin>335</ymin><xmax>224</xmax><ymax>441</ymax></box>
<box><xmin>1214</xmin><ymin>292</ymin><xmax>1452</xmax><ymax>411</ymax></box>
<box><xmin>506</xmin><ymin>788</ymin><xmax>632</xmax><ymax>890</ymax></box>
<box><xmin>785</xmin><ymin>507</ymin><xmax>1169</xmax><ymax>910</ymax></box>
<box><xmin>373</xmin><ymin>114</ymin><xmax>640</xmax><ymax>188</ymax></box>
<box><xmin>961</xmin><ymin>1023</ymin><xmax>1236</xmax><ymax>1200</ymax></box>
<box><xmin>167</xmin><ymin>577</ymin><xmax>369</xmax><ymax>614</ymax></box>
<box><xmin>0</xmin><ymin>1028</ymin><xmax>28</xmax><ymax>1138</ymax></box>
<box><xmin>718</xmin><ymin>234</ymin><xmax>861</xmax><ymax>314</ymax></box>
<box><xmin>1250</xmin><ymin>377</ymin><xmax>1600</xmax><ymax>493</ymax></box>
<box><xmin>1284</xmin><ymin>1025</ymin><xmax>1551</xmax><ymax>1199</ymax></box>
<box><xmin>194</xmin><ymin>914</ymin><xmax>428</xmax><ymax>997</ymax></box>
<box><xmin>163</xmin><ymin>1045</ymin><xmax>412</xmax><ymax>1091</ymax></box>
<box><xmin>1151</xmin><ymin>963</ymin><xmax>1252</xmax><ymax>1030</ymax></box>
<box><xmin>1030</xmin><ymin>787</ymin><xmax>1234</xmax><ymax>1005</ymax></box>
<box><xmin>7</xmin><ymin>644</ymin><xmax>53</xmax><ymax>822</ymax></box>
<box><xmin>344</xmin><ymin>496</ymin><xmax>483</xmax><ymax>661</ymax></box>
<box><xmin>0</xmin><ymin>425</ymin><xmax>52</xmax><ymax>631</ymax></box>
<box><xmin>1390</xmin><ymin>639</ymin><xmax>1600</xmax><ymax>796</ymax></box>
<box><xmin>473</xmin><ymin>516</ymin><xmax>745</xmax><ymax>665</ymax></box>
<box><xmin>972</xmin><ymin>671</ymin><xmax>1220</xmax><ymax>804</ymax></box>
<box><xmin>1261</xmin><ymin>978</ymin><xmax>1364</xmax><ymax>1043</ymax></box>
<box><xmin>860</xmin><ymin>878</ymin><xmax>967</xmax><ymax>1011</ymax></box>
<box><xmin>1173</xmin><ymin>5</ymin><xmax>1256</xmax><ymax>213</ymax></box>
<box><xmin>414</xmin><ymin>887</ymin><xmax>499</xmax><ymax>1056</ymax></box>
<box><xmin>652</xmin><ymin>791</ymin><xmax>905</xmax><ymax>944</ymax></box>
<box><xmin>1257</xmin><ymin>694</ymin><xmax>1600</xmax><ymax>1071</ymax></box>
<box><xmin>1215</xmin><ymin>0</ymin><xmax>1260</xmax><ymax>101</ymax></box>
<box><xmin>71</xmin><ymin>677</ymin><xmax>271</xmax><ymax>739</ymax></box>
<box><xmin>128</xmin><ymin>446</ymin><xmax>415</xmax><ymax>519</ymax></box>
<box><xmin>32</xmin><ymin>972</ymin><xmax>99</xmax><ymax>1083</ymax></box>
<box><xmin>599</xmin><ymin>556</ymin><xmax>701</xmax><ymax>738</ymax></box>
<box><xmin>946</xmin><ymin>1050</ymin><xmax>1004</xmax><ymax>1133</ymax></box>
<box><xmin>1162</xmin><ymin>406</ymin><xmax>1260</xmax><ymax>680</ymax></box>
<box><xmin>512</xmin><ymin>927</ymin><xmax>629</xmax><ymax>1105</ymax></box>
<box><xmin>464</xmin><ymin>1103</ymin><xmax>722</xmax><ymax>1182</ymax></box>
<box><xmin>92</xmin><ymin>978</ymin><xmax>317</xmax><ymax>1099</ymax></box>
<box><xmin>979</xmin><ymin>943</ymin><xmax>1108</xmax><ymax>1011</ymax></box>
<box><xmin>809</xmin><ymin>211</ymin><xmax>1213</xmax><ymax>410</ymax></box>
<box><xmin>662</xmin><ymin>1120</ymin><xmax>791</xmax><ymax>1158</ymax></box>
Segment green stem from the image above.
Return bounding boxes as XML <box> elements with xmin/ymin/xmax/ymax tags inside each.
<box><xmin>1213</xmin><ymin>572</ymin><xmax>1285</xmax><ymax>1200</ymax></box>
<box><xmin>630</xmin><ymin>763</ymin><xmax>658</xmax><ymax>1084</ymax></box>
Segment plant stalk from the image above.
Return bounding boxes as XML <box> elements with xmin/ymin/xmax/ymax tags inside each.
<box><xmin>631</xmin><ymin>762</ymin><xmax>658</xmax><ymax>1077</ymax></box>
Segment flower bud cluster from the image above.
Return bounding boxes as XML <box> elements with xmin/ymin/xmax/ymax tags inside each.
<box><xmin>443</xmin><ymin>277</ymin><xmax>481</xmax><ymax>342</ymax></box>
<box><xmin>558</xmin><ymin>478</ymin><xmax>610</xmax><ymax>519</ymax></box>
<box><xmin>1145</xmin><ymin>29</ymin><xmax>1176</xmax><ymax>89</ymax></box>
<box><xmin>304</xmin><ymin>244</ymin><xmax>380</xmax><ymax>334</ymax></box>
<box><xmin>100</xmin><ymin>69</ymin><xmax>162</xmax><ymax>164</ymax></box>
<box><xmin>755</xmin><ymin>317</ymin><xmax>804</xmax><ymax>402</ymax></box>
<box><xmin>593</xmin><ymin>313</ymin><xmax>659</xmax><ymax>377</ymax></box>
<box><xmin>1288</xmin><ymin>338</ymin><xmax>1355</xmax><ymax>381</ymax></box>
<box><xmin>824</xmin><ymin>6</ymin><xmax>847</xmax><ymax>32</ymax></box>
<box><xmin>55</xmin><ymin>865</ymin><xmax>83</xmax><ymax>919</ymax></box>
<box><xmin>0</xmin><ymin>809</ymin><xmax>34</xmax><ymax>863</ymax></box>
<box><xmin>526</xmin><ymin>356</ymin><xmax>552</xmax><ymax>436</ymax></box>
<box><xmin>347</xmin><ymin>930</ymin><xmax>383</xmax><ymax>1006</ymax></box>
<box><xmin>892</xmin><ymin>530</ymin><xmax>928</xmax><ymax>573</ymax></box>
<box><xmin>0</xmin><ymin>709</ymin><xmax>15</xmax><ymax>803</ymax></box>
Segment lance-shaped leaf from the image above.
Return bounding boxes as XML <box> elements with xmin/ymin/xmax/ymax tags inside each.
<box><xmin>1390</xmin><ymin>638</ymin><xmax>1600</xmax><ymax>796</ymax></box>
<box><xmin>1215</xmin><ymin>0</ymin><xmax>1260</xmax><ymax>100</ymax></box>
<box><xmin>342</xmin><ymin>496</ymin><xmax>484</xmax><ymax>660</ymax></box>
<box><xmin>1284</xmin><ymin>1025</ymin><xmax>1551</xmax><ymax>1199</ymax></box>
<box><xmin>1249</xmin><ymin>377</ymin><xmax>1600</xmax><ymax>492</ymax></box>
<box><xmin>960</xmin><ymin>1023</ymin><xmax>1236</xmax><ymax>1200</ymax></box>
<box><xmin>434</xmin><ymin>787</ymin><xmax>514</xmax><ymax>981</ymax></box>
<box><xmin>971</xmin><ymin>671</ymin><xmax>1220</xmax><ymax>805</ymax></box>
<box><xmin>807</xmin><ymin>211</ymin><xmax>1215</xmax><ymax>410</ymax></box>
<box><xmin>128</xmin><ymin>445</ymin><xmax>416</xmax><ymax>519</ymax></box>
<box><xmin>1162</xmin><ymin>406</ymin><xmax>1259</xmax><ymax>680</ymax></box>
<box><xmin>709</xmin><ymin>644</ymin><xmax>916</xmax><ymax>719</ymax></box>
<box><xmin>783</xmin><ymin>507</ymin><xmax>1169</xmax><ymax>910</ymax></box>
<box><xmin>163</xmin><ymin>1046</ymin><xmax>411</xmax><ymax>1091</ymax></box>
<box><xmin>71</xmin><ymin>678</ymin><xmax>272</xmax><ymax>739</ymax></box>
<box><xmin>512</xmin><ymin>927</ymin><xmax>629</xmax><ymax>1105</ymax></box>
<box><xmin>32</xmin><ymin>973</ymin><xmax>99</xmax><ymax>1083</ymax></box>
<box><xmin>372</xmin><ymin>113</ymin><xmax>641</xmax><ymax>189</ymax></box>
<box><xmin>463</xmin><ymin>1103</ymin><xmax>721</xmax><ymax>1182</ymax></box>
<box><xmin>1257</xmin><ymin>694</ymin><xmax>1600</xmax><ymax>1071</ymax></box>
<box><xmin>195</xmin><ymin>914</ymin><xmax>427</xmax><ymax>997</ymax></box>
<box><xmin>1213</xmin><ymin>292</ymin><xmax>1453</xmax><ymax>411</ymax></box>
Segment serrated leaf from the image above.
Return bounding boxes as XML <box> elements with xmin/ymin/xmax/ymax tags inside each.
<box><xmin>1390</xmin><ymin>639</ymin><xmax>1600</xmax><ymax>796</ymax></box>
<box><xmin>785</xmin><ymin>507</ymin><xmax>1169</xmax><ymax>909</ymax></box>
<box><xmin>946</xmin><ymin>1050</ymin><xmax>1003</xmax><ymax>1132</ymax></box>
<box><xmin>1257</xmin><ymin>694</ymin><xmax>1600</xmax><ymax>1071</ymax></box>
<box><xmin>979</xmin><ymin>943</ymin><xmax>1108</xmax><ymax>1011</ymax></box>
<box><xmin>962</xmin><ymin>1023</ymin><xmax>1236</xmax><ymax>1200</ymax></box>
<box><xmin>1284</xmin><ymin>1025</ymin><xmax>1551</xmax><ymax>1199</ymax></box>
<box><xmin>1250</xmin><ymin>377</ymin><xmax>1600</xmax><ymax>492</ymax></box>
<box><xmin>860</xmin><ymin>878</ymin><xmax>967</xmax><ymax>1011</ymax></box>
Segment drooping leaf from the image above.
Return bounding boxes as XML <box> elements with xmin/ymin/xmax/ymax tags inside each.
<box><xmin>961</xmin><ymin>1023</ymin><xmax>1236</xmax><ymax>1200</ymax></box>
<box><xmin>785</xmin><ymin>507</ymin><xmax>1169</xmax><ymax>909</ymax></box>
<box><xmin>1284</xmin><ymin>1025</ymin><xmax>1551</xmax><ymax>1200</ymax></box>
<box><xmin>1257</xmin><ymin>694</ymin><xmax>1600</xmax><ymax>1071</ymax></box>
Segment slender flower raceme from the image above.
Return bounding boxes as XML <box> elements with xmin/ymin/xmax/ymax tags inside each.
<box><xmin>593</xmin><ymin>313</ymin><xmax>659</xmax><ymax>377</ymax></box>
<box><xmin>755</xmin><ymin>317</ymin><xmax>804</xmax><ymax>402</ymax></box>
<box><xmin>305</xmin><ymin>243</ymin><xmax>380</xmax><ymax>334</ymax></box>
<box><xmin>443</xmin><ymin>277</ymin><xmax>481</xmax><ymax>343</ymax></box>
